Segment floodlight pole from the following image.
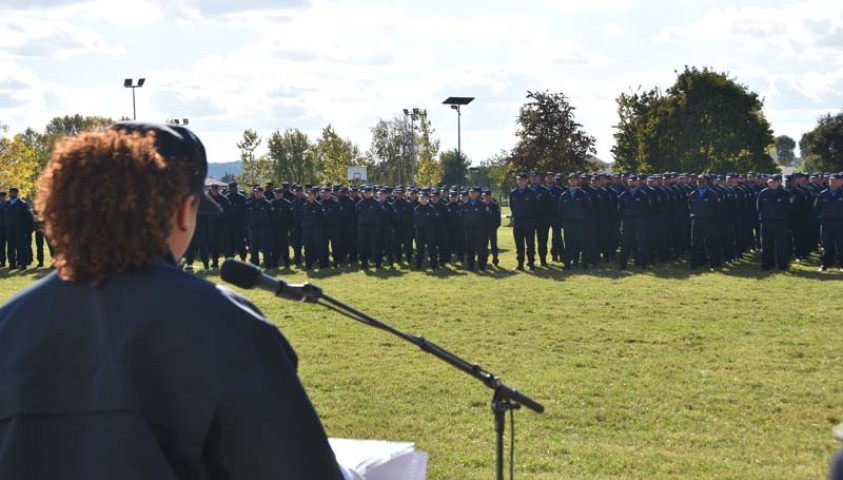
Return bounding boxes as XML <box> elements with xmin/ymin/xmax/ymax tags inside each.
<box><xmin>443</xmin><ymin>97</ymin><xmax>474</xmax><ymax>193</ymax></box>
<box><xmin>124</xmin><ymin>78</ymin><xmax>146</xmax><ymax>120</ymax></box>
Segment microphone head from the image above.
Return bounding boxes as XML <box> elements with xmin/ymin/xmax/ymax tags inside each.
<box><xmin>220</xmin><ymin>258</ymin><xmax>261</xmax><ymax>289</ymax></box>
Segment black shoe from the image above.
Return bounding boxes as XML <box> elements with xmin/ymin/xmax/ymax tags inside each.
<box><xmin>515</xmin><ymin>265</ymin><xmax>524</xmax><ymax>271</ymax></box>
<box><xmin>619</xmin><ymin>263</ymin><xmax>628</xmax><ymax>270</ymax></box>
<box><xmin>528</xmin><ymin>264</ymin><xmax>536</xmax><ymax>271</ymax></box>
<box><xmin>818</xmin><ymin>266</ymin><xmax>827</xmax><ymax>272</ymax></box>
<box><xmin>211</xmin><ymin>262</ymin><xmax>219</xmax><ymax>268</ymax></box>
<box><xmin>540</xmin><ymin>260</ymin><xmax>548</xmax><ymax>267</ymax></box>
<box><xmin>37</xmin><ymin>262</ymin><xmax>44</xmax><ymax>268</ymax></box>
<box><xmin>493</xmin><ymin>258</ymin><xmax>499</xmax><ymax>266</ymax></box>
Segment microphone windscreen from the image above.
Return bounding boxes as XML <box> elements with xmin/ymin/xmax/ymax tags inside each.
<box><xmin>220</xmin><ymin>259</ymin><xmax>261</xmax><ymax>289</ymax></box>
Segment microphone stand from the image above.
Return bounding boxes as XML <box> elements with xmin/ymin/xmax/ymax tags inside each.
<box><xmin>283</xmin><ymin>282</ymin><xmax>544</xmax><ymax>480</ymax></box>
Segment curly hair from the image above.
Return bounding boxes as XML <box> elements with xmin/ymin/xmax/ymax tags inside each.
<box><xmin>36</xmin><ymin>130</ymin><xmax>194</xmax><ymax>286</ymax></box>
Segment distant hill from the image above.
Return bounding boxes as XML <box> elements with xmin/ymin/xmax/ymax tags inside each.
<box><xmin>207</xmin><ymin>161</ymin><xmax>242</xmax><ymax>181</ymax></box>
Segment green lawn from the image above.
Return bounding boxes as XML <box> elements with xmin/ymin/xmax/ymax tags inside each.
<box><xmin>1</xmin><ymin>226</ymin><xmax>842</xmax><ymax>479</ymax></box>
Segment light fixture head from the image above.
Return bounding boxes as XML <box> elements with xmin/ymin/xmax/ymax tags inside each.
<box><xmin>137</xmin><ymin>78</ymin><xmax>146</xmax><ymax>87</ymax></box>
<box><xmin>123</xmin><ymin>78</ymin><xmax>132</xmax><ymax>88</ymax></box>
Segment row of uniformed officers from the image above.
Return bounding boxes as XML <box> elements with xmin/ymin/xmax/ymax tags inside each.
<box><xmin>190</xmin><ymin>182</ymin><xmax>502</xmax><ymax>271</ymax></box>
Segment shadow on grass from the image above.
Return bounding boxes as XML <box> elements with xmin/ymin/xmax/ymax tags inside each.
<box><xmin>0</xmin><ymin>266</ymin><xmax>53</xmax><ymax>282</ymax></box>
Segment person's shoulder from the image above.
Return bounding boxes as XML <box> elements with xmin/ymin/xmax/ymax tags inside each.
<box><xmin>0</xmin><ymin>272</ymin><xmax>62</xmax><ymax>318</ymax></box>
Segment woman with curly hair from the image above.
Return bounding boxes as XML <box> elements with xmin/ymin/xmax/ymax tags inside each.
<box><xmin>0</xmin><ymin>123</ymin><xmax>344</xmax><ymax>480</ymax></box>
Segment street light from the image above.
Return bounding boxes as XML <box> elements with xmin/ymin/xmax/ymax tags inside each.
<box><xmin>442</xmin><ymin>96</ymin><xmax>474</xmax><ymax>192</ymax></box>
<box><xmin>123</xmin><ymin>78</ymin><xmax>146</xmax><ymax>120</ymax></box>
<box><xmin>169</xmin><ymin>118</ymin><xmax>189</xmax><ymax>126</ymax></box>
<box><xmin>403</xmin><ymin>107</ymin><xmax>421</xmax><ymax>185</ymax></box>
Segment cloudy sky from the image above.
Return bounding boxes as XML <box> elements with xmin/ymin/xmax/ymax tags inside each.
<box><xmin>1</xmin><ymin>0</ymin><xmax>841</xmax><ymax>165</ymax></box>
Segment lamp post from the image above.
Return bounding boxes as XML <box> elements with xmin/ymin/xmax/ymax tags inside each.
<box><xmin>169</xmin><ymin>118</ymin><xmax>189</xmax><ymax>126</ymax></box>
<box><xmin>442</xmin><ymin>97</ymin><xmax>474</xmax><ymax>192</ymax></box>
<box><xmin>402</xmin><ymin>107</ymin><xmax>421</xmax><ymax>185</ymax></box>
<box><xmin>123</xmin><ymin>78</ymin><xmax>146</xmax><ymax>120</ymax></box>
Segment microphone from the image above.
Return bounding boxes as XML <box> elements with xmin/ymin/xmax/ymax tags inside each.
<box><xmin>220</xmin><ymin>259</ymin><xmax>322</xmax><ymax>302</ymax></box>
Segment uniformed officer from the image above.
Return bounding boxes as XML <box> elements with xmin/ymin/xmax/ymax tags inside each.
<box><xmin>814</xmin><ymin>172</ymin><xmax>843</xmax><ymax>272</ymax></box>
<box><xmin>226</xmin><ymin>181</ymin><xmax>248</xmax><ymax>261</ymax></box>
<box><xmin>300</xmin><ymin>187</ymin><xmax>323</xmax><ymax>270</ymax></box>
<box><xmin>336</xmin><ymin>186</ymin><xmax>358</xmax><ymax>267</ymax></box>
<box><xmin>376</xmin><ymin>189</ymin><xmax>396</xmax><ymax>267</ymax></box>
<box><xmin>207</xmin><ymin>184</ymin><xmax>232</xmax><ymax>268</ymax></box>
<box><xmin>509</xmin><ymin>173</ymin><xmax>537</xmax><ymax>271</ymax></box>
<box><xmin>319</xmin><ymin>187</ymin><xmax>342</xmax><ymax>268</ymax></box>
<box><xmin>184</xmin><ymin>208</ymin><xmax>211</xmax><ymax>270</ymax></box>
<box><xmin>3</xmin><ymin>187</ymin><xmax>32</xmax><ymax>271</ymax></box>
<box><xmin>617</xmin><ymin>175</ymin><xmax>652</xmax><ymax>269</ymax></box>
<box><xmin>246</xmin><ymin>186</ymin><xmax>272</xmax><ymax>267</ymax></box>
<box><xmin>756</xmin><ymin>174</ymin><xmax>790</xmax><ymax>271</ymax></box>
<box><xmin>559</xmin><ymin>173</ymin><xmax>593</xmax><ymax>269</ymax></box>
<box><xmin>290</xmin><ymin>185</ymin><xmax>306</xmax><ymax>265</ymax></box>
<box><xmin>446</xmin><ymin>189</ymin><xmax>463</xmax><ymax>264</ymax></box>
<box><xmin>482</xmin><ymin>189</ymin><xmax>501</xmax><ymax>266</ymax></box>
<box><xmin>356</xmin><ymin>186</ymin><xmax>381</xmax><ymax>269</ymax></box>
<box><xmin>548</xmin><ymin>173</ymin><xmax>566</xmax><ymax>261</ymax></box>
<box><xmin>688</xmin><ymin>175</ymin><xmax>723</xmax><ymax>270</ymax></box>
<box><xmin>530</xmin><ymin>172</ymin><xmax>553</xmax><ymax>266</ymax></box>
<box><xmin>269</xmin><ymin>188</ymin><xmax>293</xmax><ymax>269</ymax></box>
<box><xmin>461</xmin><ymin>187</ymin><xmax>491</xmax><ymax>270</ymax></box>
<box><xmin>413</xmin><ymin>189</ymin><xmax>439</xmax><ymax>269</ymax></box>
<box><xmin>392</xmin><ymin>187</ymin><xmax>415</xmax><ymax>264</ymax></box>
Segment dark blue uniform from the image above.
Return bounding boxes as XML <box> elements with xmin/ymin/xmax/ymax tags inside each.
<box><xmin>291</xmin><ymin>195</ymin><xmax>306</xmax><ymax>264</ymax></box>
<box><xmin>509</xmin><ymin>187</ymin><xmax>537</xmax><ymax>269</ymax></box>
<box><xmin>270</xmin><ymin>198</ymin><xmax>293</xmax><ymax>268</ymax></box>
<box><xmin>756</xmin><ymin>186</ymin><xmax>790</xmax><ymax>270</ymax></box>
<box><xmin>0</xmin><ymin>197</ymin><xmax>5</xmax><ymax>267</ymax></box>
<box><xmin>617</xmin><ymin>188</ymin><xmax>651</xmax><ymax>268</ymax></box>
<box><xmin>392</xmin><ymin>198</ymin><xmax>415</xmax><ymax>263</ymax></box>
<box><xmin>688</xmin><ymin>188</ymin><xmax>723</xmax><ymax>269</ymax></box>
<box><xmin>413</xmin><ymin>202</ymin><xmax>439</xmax><ymax>269</ymax></box>
<box><xmin>815</xmin><ymin>187</ymin><xmax>843</xmax><ymax>269</ymax></box>
<box><xmin>226</xmin><ymin>190</ymin><xmax>248</xmax><ymax>261</ymax></box>
<box><xmin>461</xmin><ymin>198</ymin><xmax>491</xmax><ymax>270</ymax></box>
<box><xmin>246</xmin><ymin>197</ymin><xmax>272</xmax><ymax>267</ymax></box>
<box><xmin>0</xmin><ymin>257</ymin><xmax>343</xmax><ymax>479</ymax></box>
<box><xmin>299</xmin><ymin>199</ymin><xmax>323</xmax><ymax>269</ymax></box>
<box><xmin>559</xmin><ymin>188</ymin><xmax>593</xmax><ymax>268</ymax></box>
<box><xmin>3</xmin><ymin>197</ymin><xmax>32</xmax><ymax>269</ymax></box>
<box><xmin>320</xmin><ymin>197</ymin><xmax>343</xmax><ymax>268</ymax></box>
<box><xmin>356</xmin><ymin>197</ymin><xmax>381</xmax><ymax>268</ymax></box>
<box><xmin>531</xmin><ymin>185</ymin><xmax>554</xmax><ymax>265</ymax></box>
<box><xmin>207</xmin><ymin>193</ymin><xmax>231</xmax><ymax>267</ymax></box>
<box><xmin>337</xmin><ymin>196</ymin><xmax>358</xmax><ymax>265</ymax></box>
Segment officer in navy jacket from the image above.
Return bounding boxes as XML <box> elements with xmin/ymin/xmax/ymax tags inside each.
<box><xmin>0</xmin><ymin>122</ymin><xmax>344</xmax><ymax>480</ymax></box>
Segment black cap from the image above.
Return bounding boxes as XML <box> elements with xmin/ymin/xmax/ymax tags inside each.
<box><xmin>8</xmin><ymin>187</ymin><xmax>19</xmax><ymax>192</ymax></box>
<box><xmin>515</xmin><ymin>172</ymin><xmax>528</xmax><ymax>179</ymax></box>
<box><xmin>112</xmin><ymin>122</ymin><xmax>221</xmax><ymax>214</ymax></box>
<box><xmin>273</xmin><ymin>188</ymin><xmax>283</xmax><ymax>193</ymax></box>
<box><xmin>769</xmin><ymin>174</ymin><xmax>782</xmax><ymax>182</ymax></box>
<box><xmin>470</xmin><ymin>186</ymin><xmax>481</xmax><ymax>193</ymax></box>
<box><xmin>832</xmin><ymin>172</ymin><xmax>843</xmax><ymax>180</ymax></box>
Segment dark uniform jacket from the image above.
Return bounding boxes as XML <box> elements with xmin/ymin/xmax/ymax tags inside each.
<box><xmin>460</xmin><ymin>199</ymin><xmax>490</xmax><ymax>228</ymax></box>
<box><xmin>688</xmin><ymin>188</ymin><xmax>721</xmax><ymax>220</ymax></box>
<box><xmin>618</xmin><ymin>189</ymin><xmax>651</xmax><ymax>218</ymax></box>
<box><xmin>508</xmin><ymin>188</ymin><xmax>538</xmax><ymax>222</ymax></box>
<box><xmin>756</xmin><ymin>187</ymin><xmax>790</xmax><ymax>222</ymax></box>
<box><xmin>0</xmin><ymin>256</ymin><xmax>343</xmax><ymax>480</ymax></box>
<box><xmin>3</xmin><ymin>198</ymin><xmax>32</xmax><ymax>231</ymax></box>
<box><xmin>558</xmin><ymin>188</ymin><xmax>592</xmax><ymax>221</ymax></box>
<box><xmin>300</xmin><ymin>200</ymin><xmax>323</xmax><ymax>229</ymax></box>
<box><xmin>815</xmin><ymin>189</ymin><xmax>843</xmax><ymax>223</ymax></box>
<box><xmin>413</xmin><ymin>203</ymin><xmax>439</xmax><ymax>229</ymax></box>
<box><xmin>356</xmin><ymin>198</ymin><xmax>380</xmax><ymax>227</ymax></box>
<box><xmin>246</xmin><ymin>197</ymin><xmax>272</xmax><ymax>228</ymax></box>
<box><xmin>270</xmin><ymin>198</ymin><xmax>293</xmax><ymax>229</ymax></box>
<box><xmin>392</xmin><ymin>199</ymin><xmax>415</xmax><ymax>227</ymax></box>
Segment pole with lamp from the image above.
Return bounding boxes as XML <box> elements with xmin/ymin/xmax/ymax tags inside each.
<box><xmin>442</xmin><ymin>97</ymin><xmax>474</xmax><ymax>193</ymax></box>
<box><xmin>123</xmin><ymin>78</ymin><xmax>146</xmax><ymax>120</ymax></box>
<box><xmin>402</xmin><ymin>108</ymin><xmax>421</xmax><ymax>186</ymax></box>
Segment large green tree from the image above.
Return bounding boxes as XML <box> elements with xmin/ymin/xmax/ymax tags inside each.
<box><xmin>266</xmin><ymin>128</ymin><xmax>316</xmax><ymax>185</ymax></box>
<box><xmin>235</xmin><ymin>129</ymin><xmax>271</xmax><ymax>187</ymax></box>
<box><xmin>412</xmin><ymin>110</ymin><xmax>442</xmax><ymax>187</ymax></box>
<box><xmin>612</xmin><ymin>67</ymin><xmax>778</xmax><ymax>173</ymax></box>
<box><xmin>316</xmin><ymin>124</ymin><xmax>365</xmax><ymax>184</ymax></box>
<box><xmin>510</xmin><ymin>90</ymin><xmax>596</xmax><ymax>174</ymax></box>
<box><xmin>774</xmin><ymin>135</ymin><xmax>796</xmax><ymax>166</ymax></box>
<box><xmin>439</xmin><ymin>149</ymin><xmax>471</xmax><ymax>187</ymax></box>
<box><xmin>800</xmin><ymin>112</ymin><xmax>843</xmax><ymax>172</ymax></box>
<box><xmin>367</xmin><ymin>117</ymin><xmax>408</xmax><ymax>185</ymax></box>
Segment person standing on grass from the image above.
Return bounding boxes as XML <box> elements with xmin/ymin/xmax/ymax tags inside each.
<box><xmin>756</xmin><ymin>174</ymin><xmax>791</xmax><ymax>271</ymax></box>
<box><xmin>815</xmin><ymin>172</ymin><xmax>843</xmax><ymax>272</ymax></box>
<box><xmin>688</xmin><ymin>175</ymin><xmax>723</xmax><ymax>270</ymax></box>
<box><xmin>509</xmin><ymin>172</ymin><xmax>538</xmax><ymax>271</ymax></box>
<box><xmin>0</xmin><ymin>122</ymin><xmax>345</xmax><ymax>479</ymax></box>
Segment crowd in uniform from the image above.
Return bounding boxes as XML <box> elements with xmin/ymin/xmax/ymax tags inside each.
<box><xmin>0</xmin><ymin>187</ymin><xmax>52</xmax><ymax>271</ymax></box>
<box><xmin>185</xmin><ymin>181</ymin><xmax>502</xmax><ymax>272</ymax></box>
<box><xmin>3</xmin><ymin>169</ymin><xmax>843</xmax><ymax>275</ymax></box>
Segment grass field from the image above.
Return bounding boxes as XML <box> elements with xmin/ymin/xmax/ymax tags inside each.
<box><xmin>1</xmin><ymin>225</ymin><xmax>842</xmax><ymax>479</ymax></box>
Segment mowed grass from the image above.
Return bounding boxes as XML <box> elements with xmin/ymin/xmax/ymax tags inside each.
<box><xmin>1</xmin><ymin>223</ymin><xmax>842</xmax><ymax>479</ymax></box>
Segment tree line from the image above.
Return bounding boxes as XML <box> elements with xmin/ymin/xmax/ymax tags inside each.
<box><xmin>3</xmin><ymin>65</ymin><xmax>842</xmax><ymax>200</ymax></box>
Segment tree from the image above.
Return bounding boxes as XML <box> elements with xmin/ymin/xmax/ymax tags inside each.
<box><xmin>316</xmin><ymin>125</ymin><xmax>365</xmax><ymax>184</ymax></box>
<box><xmin>440</xmin><ymin>149</ymin><xmax>471</xmax><ymax>187</ymax></box>
<box><xmin>800</xmin><ymin>112</ymin><xmax>843</xmax><ymax>172</ymax></box>
<box><xmin>510</xmin><ymin>90</ymin><xmax>596</xmax><ymax>174</ymax></box>
<box><xmin>40</xmin><ymin>115</ymin><xmax>114</xmax><ymax>169</ymax></box>
<box><xmin>611</xmin><ymin>67</ymin><xmax>778</xmax><ymax>173</ymax></box>
<box><xmin>412</xmin><ymin>110</ymin><xmax>442</xmax><ymax>187</ymax></box>
<box><xmin>368</xmin><ymin>116</ymin><xmax>410</xmax><ymax>185</ymax></box>
<box><xmin>235</xmin><ymin>129</ymin><xmax>270</xmax><ymax>186</ymax></box>
<box><xmin>0</xmin><ymin>133</ymin><xmax>39</xmax><ymax>198</ymax></box>
<box><xmin>773</xmin><ymin>135</ymin><xmax>796</xmax><ymax>166</ymax></box>
<box><xmin>266</xmin><ymin>128</ymin><xmax>316</xmax><ymax>185</ymax></box>
<box><xmin>469</xmin><ymin>150</ymin><xmax>511</xmax><ymax>197</ymax></box>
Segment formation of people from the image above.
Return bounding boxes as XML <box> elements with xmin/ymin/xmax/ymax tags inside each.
<box><xmin>3</xmin><ymin>169</ymin><xmax>842</xmax><ymax>274</ymax></box>
<box><xmin>184</xmin><ymin>169</ymin><xmax>843</xmax><ymax>274</ymax></box>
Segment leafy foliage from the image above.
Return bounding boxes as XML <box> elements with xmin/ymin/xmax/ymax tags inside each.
<box><xmin>439</xmin><ymin>149</ymin><xmax>471</xmax><ymax>187</ymax></box>
<box><xmin>0</xmin><ymin>133</ymin><xmax>39</xmax><ymax>198</ymax></box>
<box><xmin>799</xmin><ymin>112</ymin><xmax>843</xmax><ymax>172</ymax></box>
<box><xmin>510</xmin><ymin>90</ymin><xmax>596</xmax><ymax>174</ymax></box>
<box><xmin>266</xmin><ymin>128</ymin><xmax>316</xmax><ymax>185</ymax></box>
<box><xmin>612</xmin><ymin>67</ymin><xmax>777</xmax><ymax>173</ymax></box>
<box><xmin>412</xmin><ymin>110</ymin><xmax>442</xmax><ymax>187</ymax></box>
<box><xmin>316</xmin><ymin>125</ymin><xmax>366</xmax><ymax>185</ymax></box>
<box><xmin>773</xmin><ymin>135</ymin><xmax>796</xmax><ymax>166</ymax></box>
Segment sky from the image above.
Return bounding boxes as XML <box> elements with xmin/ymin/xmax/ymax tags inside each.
<box><xmin>1</xmin><ymin>0</ymin><xmax>842</xmax><ymax>165</ymax></box>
